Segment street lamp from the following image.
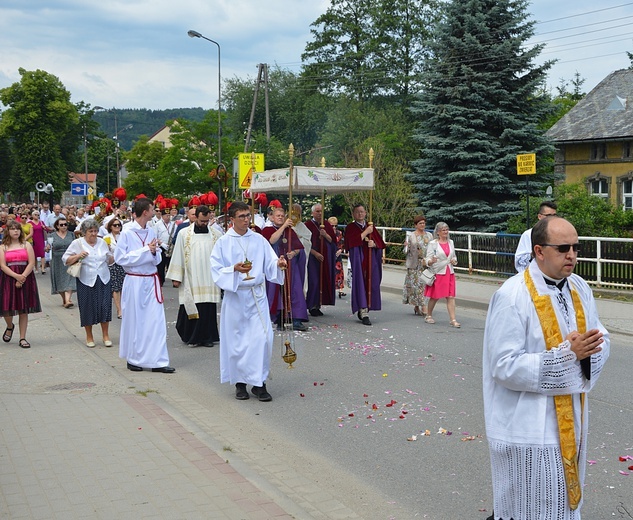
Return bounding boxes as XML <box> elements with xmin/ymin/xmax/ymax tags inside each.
<box><xmin>93</xmin><ymin>107</ymin><xmax>132</xmax><ymax>187</ymax></box>
<box><xmin>187</xmin><ymin>29</ymin><xmax>222</xmax><ymax>166</ymax></box>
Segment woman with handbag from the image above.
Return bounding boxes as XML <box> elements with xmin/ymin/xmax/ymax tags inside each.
<box><xmin>49</xmin><ymin>216</ymin><xmax>76</xmax><ymax>308</ymax></box>
<box><xmin>402</xmin><ymin>214</ymin><xmax>433</xmax><ymax>316</ymax></box>
<box><xmin>0</xmin><ymin>220</ymin><xmax>41</xmax><ymax>348</ymax></box>
<box><xmin>424</xmin><ymin>222</ymin><xmax>460</xmax><ymax>327</ymax></box>
<box><xmin>62</xmin><ymin>219</ymin><xmax>114</xmax><ymax>348</ymax></box>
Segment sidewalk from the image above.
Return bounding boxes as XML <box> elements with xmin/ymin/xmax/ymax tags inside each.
<box><xmin>1</xmin><ymin>266</ymin><xmax>630</xmax><ymax>520</ymax></box>
<box><xmin>0</xmin><ymin>283</ymin><xmax>305</xmax><ymax>520</ymax></box>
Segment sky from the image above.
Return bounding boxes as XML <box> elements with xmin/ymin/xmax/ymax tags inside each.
<box><xmin>0</xmin><ymin>0</ymin><xmax>632</xmax><ymax>112</ymax></box>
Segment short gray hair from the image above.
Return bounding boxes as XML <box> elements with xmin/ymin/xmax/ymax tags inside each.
<box><xmin>80</xmin><ymin>218</ymin><xmax>100</xmax><ymax>234</ymax></box>
<box><xmin>433</xmin><ymin>221</ymin><xmax>449</xmax><ymax>239</ymax></box>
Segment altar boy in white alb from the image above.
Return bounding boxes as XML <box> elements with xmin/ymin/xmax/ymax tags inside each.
<box><xmin>210</xmin><ymin>201</ymin><xmax>287</xmax><ymax>402</ymax></box>
<box><xmin>483</xmin><ymin>216</ymin><xmax>609</xmax><ymax>520</ymax></box>
<box><xmin>114</xmin><ymin>197</ymin><xmax>174</xmax><ymax>373</ymax></box>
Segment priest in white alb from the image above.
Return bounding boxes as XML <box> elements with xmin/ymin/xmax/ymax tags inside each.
<box><xmin>167</xmin><ymin>205</ymin><xmax>222</xmax><ymax>347</ymax></box>
<box><xmin>483</xmin><ymin>216</ymin><xmax>609</xmax><ymax>520</ymax></box>
<box><xmin>210</xmin><ymin>201</ymin><xmax>287</xmax><ymax>402</ymax></box>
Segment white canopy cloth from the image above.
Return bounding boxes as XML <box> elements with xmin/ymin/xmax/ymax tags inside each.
<box><xmin>250</xmin><ymin>167</ymin><xmax>374</xmax><ymax>194</ymax></box>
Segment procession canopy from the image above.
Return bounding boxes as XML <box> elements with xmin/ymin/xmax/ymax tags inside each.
<box><xmin>250</xmin><ymin>166</ymin><xmax>374</xmax><ymax>195</ymax></box>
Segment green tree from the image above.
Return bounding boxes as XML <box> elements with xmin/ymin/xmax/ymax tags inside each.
<box><xmin>539</xmin><ymin>72</ymin><xmax>586</xmax><ymax>130</ymax></box>
<box><xmin>301</xmin><ymin>0</ymin><xmax>437</xmax><ymax>103</ymax></box>
<box><xmin>0</xmin><ymin>68</ymin><xmax>79</xmax><ymax>201</ymax></box>
<box><xmin>302</xmin><ymin>0</ymin><xmax>376</xmax><ymax>102</ymax></box>
<box><xmin>409</xmin><ymin>0</ymin><xmax>555</xmax><ymax>231</ymax></box>
<box><xmin>121</xmin><ymin>136</ymin><xmax>167</xmax><ymax>199</ymax></box>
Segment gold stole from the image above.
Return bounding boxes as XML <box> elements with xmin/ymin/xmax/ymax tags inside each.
<box><xmin>524</xmin><ymin>269</ymin><xmax>586</xmax><ymax>510</ymax></box>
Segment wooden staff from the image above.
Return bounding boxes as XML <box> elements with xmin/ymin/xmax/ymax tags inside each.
<box><xmin>367</xmin><ymin>147</ymin><xmax>375</xmax><ymax>306</ymax></box>
<box><xmin>319</xmin><ymin>156</ymin><xmax>326</xmax><ymax>307</ymax></box>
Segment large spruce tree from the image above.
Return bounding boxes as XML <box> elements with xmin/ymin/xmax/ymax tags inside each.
<box><xmin>409</xmin><ymin>0</ymin><xmax>555</xmax><ymax>231</ymax></box>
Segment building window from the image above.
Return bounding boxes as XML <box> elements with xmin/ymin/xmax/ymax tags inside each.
<box><xmin>590</xmin><ymin>143</ymin><xmax>607</xmax><ymax>160</ymax></box>
<box><xmin>624</xmin><ymin>142</ymin><xmax>632</xmax><ymax>159</ymax></box>
<box><xmin>623</xmin><ymin>179</ymin><xmax>633</xmax><ymax>211</ymax></box>
<box><xmin>590</xmin><ymin>178</ymin><xmax>609</xmax><ymax>198</ymax></box>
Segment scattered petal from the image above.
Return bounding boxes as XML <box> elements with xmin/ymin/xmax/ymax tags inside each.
<box><xmin>619</xmin><ymin>470</ymin><xmax>629</xmax><ymax>476</ymax></box>
<box><xmin>300</xmin><ymin>393</ymin><xmax>305</xmax><ymax>397</ymax></box>
<box><xmin>587</xmin><ymin>460</ymin><xmax>597</xmax><ymax>465</ymax></box>
<box><xmin>407</xmin><ymin>435</ymin><xmax>417</xmax><ymax>441</ymax></box>
<box><xmin>382</xmin><ymin>373</ymin><xmax>388</xmax><ymax>377</ymax></box>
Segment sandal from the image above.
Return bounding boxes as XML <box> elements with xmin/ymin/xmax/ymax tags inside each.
<box><xmin>450</xmin><ymin>320</ymin><xmax>461</xmax><ymax>328</ymax></box>
<box><xmin>3</xmin><ymin>325</ymin><xmax>14</xmax><ymax>342</ymax></box>
<box><xmin>414</xmin><ymin>306</ymin><xmax>421</xmax><ymax>316</ymax></box>
<box><xmin>425</xmin><ymin>315</ymin><xmax>435</xmax><ymax>324</ymax></box>
<box><xmin>19</xmin><ymin>338</ymin><xmax>31</xmax><ymax>349</ymax></box>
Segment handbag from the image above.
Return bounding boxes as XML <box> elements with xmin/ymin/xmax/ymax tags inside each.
<box><xmin>67</xmin><ymin>260</ymin><xmax>82</xmax><ymax>278</ymax></box>
<box><xmin>420</xmin><ymin>268</ymin><xmax>436</xmax><ymax>286</ymax></box>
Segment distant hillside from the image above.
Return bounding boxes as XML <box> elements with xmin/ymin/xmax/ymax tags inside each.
<box><xmin>92</xmin><ymin>108</ymin><xmax>208</xmax><ymax>151</ymax></box>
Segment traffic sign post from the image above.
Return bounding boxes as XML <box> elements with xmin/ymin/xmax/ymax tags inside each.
<box><xmin>238</xmin><ymin>153</ymin><xmax>264</xmax><ymax>189</ymax></box>
<box><xmin>517</xmin><ymin>153</ymin><xmax>537</xmax><ymax>230</ymax></box>
<box><xmin>71</xmin><ymin>183</ymin><xmax>89</xmax><ymax>196</ymax></box>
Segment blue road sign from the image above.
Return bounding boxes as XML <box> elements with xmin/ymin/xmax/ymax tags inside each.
<box><xmin>71</xmin><ymin>183</ymin><xmax>88</xmax><ymax>196</ymax></box>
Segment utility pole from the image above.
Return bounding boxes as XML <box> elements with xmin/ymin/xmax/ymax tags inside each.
<box><xmin>244</xmin><ymin>63</ymin><xmax>270</xmax><ymax>152</ymax></box>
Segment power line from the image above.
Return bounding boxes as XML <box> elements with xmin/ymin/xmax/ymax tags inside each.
<box><xmin>535</xmin><ymin>2</ymin><xmax>633</xmax><ymax>25</ymax></box>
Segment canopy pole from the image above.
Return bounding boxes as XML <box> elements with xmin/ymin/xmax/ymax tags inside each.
<box><xmin>367</xmin><ymin>147</ymin><xmax>375</xmax><ymax>306</ymax></box>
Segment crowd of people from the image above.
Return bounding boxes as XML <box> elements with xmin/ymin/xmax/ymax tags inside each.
<box><xmin>1</xmin><ymin>195</ymin><xmax>611</xmax><ymax>519</ymax></box>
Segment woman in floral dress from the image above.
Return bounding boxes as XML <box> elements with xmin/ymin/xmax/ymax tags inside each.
<box><xmin>402</xmin><ymin>214</ymin><xmax>433</xmax><ymax>316</ymax></box>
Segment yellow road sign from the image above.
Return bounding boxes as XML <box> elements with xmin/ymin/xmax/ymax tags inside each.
<box><xmin>238</xmin><ymin>153</ymin><xmax>264</xmax><ymax>189</ymax></box>
<box><xmin>517</xmin><ymin>153</ymin><xmax>536</xmax><ymax>175</ymax></box>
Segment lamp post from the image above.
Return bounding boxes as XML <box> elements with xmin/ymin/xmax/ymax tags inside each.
<box><xmin>93</xmin><ymin>106</ymin><xmax>132</xmax><ymax>188</ymax></box>
<box><xmin>187</xmin><ymin>29</ymin><xmax>222</xmax><ymax>166</ymax></box>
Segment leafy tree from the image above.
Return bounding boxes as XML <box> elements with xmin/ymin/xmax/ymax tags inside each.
<box><xmin>371</xmin><ymin>0</ymin><xmax>439</xmax><ymax>103</ymax></box>
<box><xmin>301</xmin><ymin>0</ymin><xmax>438</xmax><ymax>103</ymax></box>
<box><xmin>223</xmin><ymin>67</ymin><xmax>332</xmax><ymax>156</ymax></box>
<box><xmin>302</xmin><ymin>0</ymin><xmax>376</xmax><ymax>102</ymax></box>
<box><xmin>0</xmin><ymin>68</ymin><xmax>79</xmax><ymax>201</ymax></box>
<box><xmin>409</xmin><ymin>0</ymin><xmax>556</xmax><ymax>231</ymax></box>
<box><xmin>121</xmin><ymin>136</ymin><xmax>167</xmax><ymax>200</ymax></box>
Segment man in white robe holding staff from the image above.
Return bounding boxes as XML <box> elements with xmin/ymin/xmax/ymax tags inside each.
<box><xmin>114</xmin><ymin>197</ymin><xmax>175</xmax><ymax>373</ymax></box>
<box><xmin>483</xmin><ymin>216</ymin><xmax>609</xmax><ymax>520</ymax></box>
<box><xmin>210</xmin><ymin>201</ymin><xmax>287</xmax><ymax>402</ymax></box>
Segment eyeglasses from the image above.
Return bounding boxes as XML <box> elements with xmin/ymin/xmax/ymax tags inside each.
<box><xmin>540</xmin><ymin>243</ymin><xmax>580</xmax><ymax>253</ymax></box>
<box><xmin>111</xmin><ymin>223</ymin><xmax>122</xmax><ymax>227</ymax></box>
<box><xmin>57</xmin><ymin>223</ymin><xmax>68</xmax><ymax>227</ymax></box>
<box><xmin>233</xmin><ymin>214</ymin><xmax>252</xmax><ymax>220</ymax></box>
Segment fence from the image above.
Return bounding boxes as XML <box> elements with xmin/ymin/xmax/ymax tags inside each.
<box><xmin>376</xmin><ymin>227</ymin><xmax>633</xmax><ymax>290</ymax></box>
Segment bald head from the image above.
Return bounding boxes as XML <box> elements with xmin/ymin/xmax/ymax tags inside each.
<box><xmin>532</xmin><ymin>217</ymin><xmax>580</xmax><ymax>280</ymax></box>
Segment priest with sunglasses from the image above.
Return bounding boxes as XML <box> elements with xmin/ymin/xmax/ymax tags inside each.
<box><xmin>483</xmin><ymin>216</ymin><xmax>609</xmax><ymax>520</ymax></box>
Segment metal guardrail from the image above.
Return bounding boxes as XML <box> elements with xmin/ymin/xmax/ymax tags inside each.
<box><xmin>376</xmin><ymin>227</ymin><xmax>633</xmax><ymax>290</ymax></box>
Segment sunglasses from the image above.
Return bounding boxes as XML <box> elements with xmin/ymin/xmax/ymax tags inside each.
<box><xmin>540</xmin><ymin>243</ymin><xmax>580</xmax><ymax>253</ymax></box>
<box><xmin>111</xmin><ymin>223</ymin><xmax>122</xmax><ymax>227</ymax></box>
<box><xmin>57</xmin><ymin>223</ymin><xmax>68</xmax><ymax>227</ymax></box>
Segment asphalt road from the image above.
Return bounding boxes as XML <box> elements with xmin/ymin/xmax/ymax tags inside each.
<box><xmin>152</xmin><ymin>283</ymin><xmax>633</xmax><ymax>520</ymax></box>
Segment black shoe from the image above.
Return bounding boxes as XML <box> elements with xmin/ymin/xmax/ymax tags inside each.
<box><xmin>293</xmin><ymin>322</ymin><xmax>308</xmax><ymax>332</ymax></box>
<box><xmin>309</xmin><ymin>308</ymin><xmax>324</xmax><ymax>317</ymax></box>
<box><xmin>127</xmin><ymin>362</ymin><xmax>143</xmax><ymax>372</ymax></box>
<box><xmin>251</xmin><ymin>384</ymin><xmax>272</xmax><ymax>402</ymax></box>
<box><xmin>361</xmin><ymin>316</ymin><xmax>372</xmax><ymax>326</ymax></box>
<box><xmin>151</xmin><ymin>366</ymin><xmax>176</xmax><ymax>373</ymax></box>
<box><xmin>235</xmin><ymin>383</ymin><xmax>249</xmax><ymax>400</ymax></box>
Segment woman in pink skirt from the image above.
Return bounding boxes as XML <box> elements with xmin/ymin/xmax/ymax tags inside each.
<box><xmin>29</xmin><ymin>210</ymin><xmax>48</xmax><ymax>274</ymax></box>
<box><xmin>0</xmin><ymin>221</ymin><xmax>42</xmax><ymax>348</ymax></box>
<box><xmin>424</xmin><ymin>222</ymin><xmax>460</xmax><ymax>327</ymax></box>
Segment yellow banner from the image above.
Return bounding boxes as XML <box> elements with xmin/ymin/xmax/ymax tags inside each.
<box><xmin>517</xmin><ymin>153</ymin><xmax>536</xmax><ymax>175</ymax></box>
<box><xmin>238</xmin><ymin>153</ymin><xmax>265</xmax><ymax>189</ymax></box>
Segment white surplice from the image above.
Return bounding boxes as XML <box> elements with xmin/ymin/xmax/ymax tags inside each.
<box><xmin>114</xmin><ymin>221</ymin><xmax>169</xmax><ymax>368</ymax></box>
<box><xmin>166</xmin><ymin>224</ymin><xmax>222</xmax><ymax>313</ymax></box>
<box><xmin>210</xmin><ymin>228</ymin><xmax>284</xmax><ymax>386</ymax></box>
<box><xmin>483</xmin><ymin>260</ymin><xmax>610</xmax><ymax>520</ymax></box>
